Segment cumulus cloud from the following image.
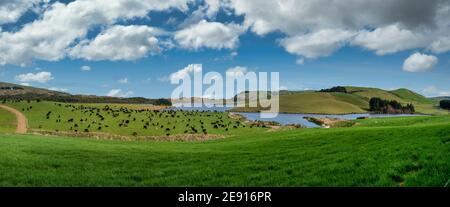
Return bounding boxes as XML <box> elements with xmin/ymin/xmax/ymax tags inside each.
<box><xmin>227</xmin><ymin>0</ymin><xmax>450</xmax><ymax>58</ymax></box>
<box><xmin>422</xmin><ymin>86</ymin><xmax>450</xmax><ymax>97</ymax></box>
<box><xmin>280</xmin><ymin>29</ymin><xmax>355</xmax><ymax>58</ymax></box>
<box><xmin>353</xmin><ymin>24</ymin><xmax>428</xmax><ymax>55</ymax></box>
<box><xmin>226</xmin><ymin>66</ymin><xmax>248</xmax><ymax>77</ymax></box>
<box><xmin>48</xmin><ymin>87</ymin><xmax>68</xmax><ymax>92</ymax></box>
<box><xmin>81</xmin><ymin>65</ymin><xmax>91</xmax><ymax>71</ymax></box>
<box><xmin>0</xmin><ymin>0</ymin><xmax>47</xmax><ymax>24</ymax></box>
<box><xmin>15</xmin><ymin>71</ymin><xmax>54</xmax><ymax>83</ymax></box>
<box><xmin>19</xmin><ymin>82</ymin><xmax>31</xmax><ymax>86</ymax></box>
<box><xmin>296</xmin><ymin>58</ymin><xmax>305</xmax><ymax>65</ymax></box>
<box><xmin>174</xmin><ymin>20</ymin><xmax>246</xmax><ymax>50</ymax></box>
<box><xmin>1</xmin><ymin>0</ymin><xmax>450</xmax><ymax>66</ymax></box>
<box><xmin>169</xmin><ymin>64</ymin><xmax>202</xmax><ymax>82</ymax></box>
<box><xmin>0</xmin><ymin>0</ymin><xmax>191</xmax><ymax>66</ymax></box>
<box><xmin>107</xmin><ymin>89</ymin><xmax>134</xmax><ymax>98</ymax></box>
<box><xmin>118</xmin><ymin>78</ymin><xmax>129</xmax><ymax>84</ymax></box>
<box><xmin>429</xmin><ymin>36</ymin><xmax>450</xmax><ymax>54</ymax></box>
<box><xmin>403</xmin><ymin>53</ymin><xmax>438</xmax><ymax>72</ymax></box>
<box><xmin>228</xmin><ymin>0</ymin><xmax>444</xmax><ymax>35</ymax></box>
<box><xmin>70</xmin><ymin>25</ymin><xmax>165</xmax><ymax>61</ymax></box>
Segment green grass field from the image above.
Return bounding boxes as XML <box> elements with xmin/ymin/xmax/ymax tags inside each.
<box><xmin>4</xmin><ymin>101</ymin><xmax>257</xmax><ymax>137</ymax></box>
<box><xmin>231</xmin><ymin>87</ymin><xmax>448</xmax><ymax>115</ymax></box>
<box><xmin>0</xmin><ymin>107</ymin><xmax>16</xmax><ymax>133</ymax></box>
<box><xmin>0</xmin><ymin>114</ymin><xmax>449</xmax><ymax>186</ymax></box>
<box><xmin>1</xmin><ymin>99</ymin><xmax>449</xmax><ymax>186</ymax></box>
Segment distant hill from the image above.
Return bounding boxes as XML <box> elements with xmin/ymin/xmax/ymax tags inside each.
<box><xmin>0</xmin><ymin>82</ymin><xmax>70</xmax><ymax>97</ymax></box>
<box><xmin>231</xmin><ymin>86</ymin><xmax>447</xmax><ymax>115</ymax></box>
<box><xmin>430</xmin><ymin>96</ymin><xmax>450</xmax><ymax>101</ymax></box>
<box><xmin>0</xmin><ymin>82</ymin><xmax>171</xmax><ymax>105</ymax></box>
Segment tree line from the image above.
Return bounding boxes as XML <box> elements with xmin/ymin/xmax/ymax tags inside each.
<box><xmin>318</xmin><ymin>86</ymin><xmax>347</xmax><ymax>93</ymax></box>
<box><xmin>0</xmin><ymin>94</ymin><xmax>171</xmax><ymax>106</ymax></box>
<box><xmin>369</xmin><ymin>97</ymin><xmax>415</xmax><ymax>114</ymax></box>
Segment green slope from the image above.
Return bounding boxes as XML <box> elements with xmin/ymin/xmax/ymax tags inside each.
<box><xmin>345</xmin><ymin>86</ymin><xmax>404</xmax><ymax>102</ymax></box>
<box><xmin>0</xmin><ymin>115</ymin><xmax>449</xmax><ymax>186</ymax></box>
<box><xmin>232</xmin><ymin>91</ymin><xmax>367</xmax><ymax>114</ymax></box>
<box><xmin>344</xmin><ymin>87</ymin><xmax>447</xmax><ymax>115</ymax></box>
<box><xmin>390</xmin><ymin>88</ymin><xmax>434</xmax><ymax>104</ymax></box>
<box><xmin>232</xmin><ymin>87</ymin><xmax>447</xmax><ymax>114</ymax></box>
<box><xmin>278</xmin><ymin>92</ymin><xmax>366</xmax><ymax>114</ymax></box>
<box><xmin>0</xmin><ymin>108</ymin><xmax>16</xmax><ymax>133</ymax></box>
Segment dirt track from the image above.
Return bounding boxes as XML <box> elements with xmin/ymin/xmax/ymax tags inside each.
<box><xmin>0</xmin><ymin>104</ymin><xmax>27</xmax><ymax>134</ymax></box>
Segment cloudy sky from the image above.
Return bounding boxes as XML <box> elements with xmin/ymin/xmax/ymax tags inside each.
<box><xmin>0</xmin><ymin>0</ymin><xmax>449</xmax><ymax>98</ymax></box>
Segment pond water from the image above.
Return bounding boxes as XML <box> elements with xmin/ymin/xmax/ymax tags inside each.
<box><xmin>237</xmin><ymin>112</ymin><xmax>422</xmax><ymax>128</ymax></box>
<box><xmin>170</xmin><ymin>104</ymin><xmax>422</xmax><ymax>128</ymax></box>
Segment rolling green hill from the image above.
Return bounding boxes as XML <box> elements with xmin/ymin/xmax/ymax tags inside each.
<box><xmin>231</xmin><ymin>86</ymin><xmax>448</xmax><ymax>115</ymax></box>
<box><xmin>390</xmin><ymin>88</ymin><xmax>433</xmax><ymax>104</ymax></box>
<box><xmin>0</xmin><ymin>81</ymin><xmax>171</xmax><ymax>105</ymax></box>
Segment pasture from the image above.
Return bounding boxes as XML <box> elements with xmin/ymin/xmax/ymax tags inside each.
<box><xmin>0</xmin><ymin>115</ymin><xmax>449</xmax><ymax>186</ymax></box>
<box><xmin>0</xmin><ymin>107</ymin><xmax>16</xmax><ymax>133</ymax></box>
<box><xmin>4</xmin><ymin>101</ymin><xmax>259</xmax><ymax>138</ymax></box>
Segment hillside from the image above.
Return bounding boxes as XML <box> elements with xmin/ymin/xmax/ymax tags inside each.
<box><xmin>231</xmin><ymin>86</ymin><xmax>448</xmax><ymax>115</ymax></box>
<box><xmin>0</xmin><ymin>82</ymin><xmax>171</xmax><ymax>105</ymax></box>
<box><xmin>430</xmin><ymin>96</ymin><xmax>450</xmax><ymax>101</ymax></box>
<box><xmin>0</xmin><ymin>82</ymin><xmax>70</xmax><ymax>97</ymax></box>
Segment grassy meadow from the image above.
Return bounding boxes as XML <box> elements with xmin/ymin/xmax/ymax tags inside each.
<box><xmin>0</xmin><ymin>107</ymin><xmax>16</xmax><ymax>133</ymax></box>
<box><xmin>0</xmin><ymin>114</ymin><xmax>449</xmax><ymax>186</ymax></box>
<box><xmin>0</xmin><ymin>97</ymin><xmax>449</xmax><ymax>186</ymax></box>
<box><xmin>4</xmin><ymin>101</ymin><xmax>258</xmax><ymax>138</ymax></box>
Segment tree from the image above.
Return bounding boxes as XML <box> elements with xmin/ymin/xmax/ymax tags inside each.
<box><xmin>319</xmin><ymin>86</ymin><xmax>347</xmax><ymax>93</ymax></box>
<box><xmin>440</xmin><ymin>100</ymin><xmax>450</xmax><ymax>110</ymax></box>
<box><xmin>369</xmin><ymin>97</ymin><xmax>415</xmax><ymax>114</ymax></box>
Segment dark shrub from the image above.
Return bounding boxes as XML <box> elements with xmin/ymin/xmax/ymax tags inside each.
<box><xmin>319</xmin><ymin>86</ymin><xmax>347</xmax><ymax>93</ymax></box>
<box><xmin>440</xmin><ymin>100</ymin><xmax>450</xmax><ymax>110</ymax></box>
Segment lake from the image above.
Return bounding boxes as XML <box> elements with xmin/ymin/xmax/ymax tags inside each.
<box><xmin>170</xmin><ymin>104</ymin><xmax>422</xmax><ymax>128</ymax></box>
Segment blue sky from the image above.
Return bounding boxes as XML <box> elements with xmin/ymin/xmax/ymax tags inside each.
<box><xmin>0</xmin><ymin>0</ymin><xmax>449</xmax><ymax>98</ymax></box>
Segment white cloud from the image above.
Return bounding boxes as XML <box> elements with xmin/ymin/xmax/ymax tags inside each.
<box><xmin>1</xmin><ymin>0</ymin><xmax>450</xmax><ymax>66</ymax></box>
<box><xmin>19</xmin><ymin>82</ymin><xmax>31</xmax><ymax>86</ymax></box>
<box><xmin>81</xmin><ymin>65</ymin><xmax>91</xmax><ymax>71</ymax></box>
<box><xmin>227</xmin><ymin>0</ymin><xmax>450</xmax><ymax>58</ymax></box>
<box><xmin>118</xmin><ymin>78</ymin><xmax>129</xmax><ymax>84</ymax></box>
<box><xmin>228</xmin><ymin>0</ymin><xmax>445</xmax><ymax>35</ymax></box>
<box><xmin>226</xmin><ymin>66</ymin><xmax>248</xmax><ymax>77</ymax></box>
<box><xmin>279</xmin><ymin>86</ymin><xmax>288</xmax><ymax>91</ymax></box>
<box><xmin>169</xmin><ymin>64</ymin><xmax>202</xmax><ymax>82</ymax></box>
<box><xmin>174</xmin><ymin>20</ymin><xmax>246</xmax><ymax>50</ymax></box>
<box><xmin>403</xmin><ymin>53</ymin><xmax>438</xmax><ymax>72</ymax></box>
<box><xmin>429</xmin><ymin>36</ymin><xmax>450</xmax><ymax>54</ymax></box>
<box><xmin>353</xmin><ymin>24</ymin><xmax>428</xmax><ymax>55</ymax></box>
<box><xmin>48</xmin><ymin>87</ymin><xmax>68</xmax><ymax>92</ymax></box>
<box><xmin>205</xmin><ymin>0</ymin><xmax>221</xmax><ymax>18</ymax></box>
<box><xmin>280</xmin><ymin>29</ymin><xmax>355</xmax><ymax>59</ymax></box>
<box><xmin>70</xmin><ymin>25</ymin><xmax>165</xmax><ymax>61</ymax></box>
<box><xmin>15</xmin><ymin>71</ymin><xmax>54</xmax><ymax>83</ymax></box>
<box><xmin>107</xmin><ymin>89</ymin><xmax>134</xmax><ymax>98</ymax></box>
<box><xmin>0</xmin><ymin>0</ymin><xmax>47</xmax><ymax>24</ymax></box>
<box><xmin>422</xmin><ymin>86</ymin><xmax>450</xmax><ymax>97</ymax></box>
<box><xmin>0</xmin><ymin>0</ymin><xmax>191</xmax><ymax>66</ymax></box>
<box><xmin>296</xmin><ymin>58</ymin><xmax>305</xmax><ymax>65</ymax></box>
